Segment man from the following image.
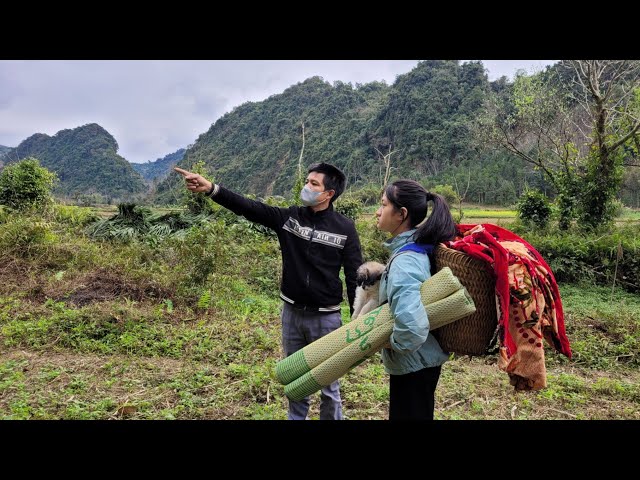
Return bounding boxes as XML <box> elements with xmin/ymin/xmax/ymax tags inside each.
<box><xmin>175</xmin><ymin>163</ymin><xmax>363</xmax><ymax>420</ymax></box>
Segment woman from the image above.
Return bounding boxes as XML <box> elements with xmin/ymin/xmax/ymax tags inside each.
<box><xmin>375</xmin><ymin>179</ymin><xmax>456</xmax><ymax>420</ymax></box>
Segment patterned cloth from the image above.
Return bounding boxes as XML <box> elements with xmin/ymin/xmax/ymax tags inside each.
<box><xmin>447</xmin><ymin>224</ymin><xmax>572</xmax><ymax>391</ymax></box>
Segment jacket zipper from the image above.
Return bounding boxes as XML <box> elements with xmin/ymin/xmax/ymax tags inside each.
<box><xmin>306</xmin><ymin>224</ymin><xmax>315</xmax><ymax>287</ymax></box>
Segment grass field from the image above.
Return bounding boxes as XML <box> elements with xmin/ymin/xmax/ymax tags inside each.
<box><xmin>1</xmin><ymin>205</ymin><xmax>638</xmax><ymax>420</ymax></box>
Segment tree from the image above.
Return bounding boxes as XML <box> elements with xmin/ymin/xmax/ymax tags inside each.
<box><xmin>476</xmin><ymin>70</ymin><xmax>583</xmax><ymax>228</ymax></box>
<box><xmin>374</xmin><ymin>144</ymin><xmax>398</xmax><ymax>187</ymax></box>
<box><xmin>291</xmin><ymin>121</ymin><xmax>306</xmax><ymax>205</ymax></box>
<box><xmin>0</xmin><ymin>157</ymin><xmax>57</xmax><ymax>211</ymax></box>
<box><xmin>478</xmin><ymin>60</ymin><xmax>640</xmax><ymax>230</ymax></box>
<box><xmin>565</xmin><ymin>60</ymin><xmax>640</xmax><ymax>228</ymax></box>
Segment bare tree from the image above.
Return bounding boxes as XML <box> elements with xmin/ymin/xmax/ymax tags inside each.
<box><xmin>291</xmin><ymin>121</ymin><xmax>306</xmax><ymax>204</ymax></box>
<box><xmin>297</xmin><ymin>121</ymin><xmax>306</xmax><ymax>180</ymax></box>
<box><xmin>453</xmin><ymin>169</ymin><xmax>471</xmax><ymax>222</ymax></box>
<box><xmin>480</xmin><ymin>72</ymin><xmax>583</xmax><ymax>190</ymax></box>
<box><xmin>374</xmin><ymin>144</ymin><xmax>399</xmax><ymax>187</ymax></box>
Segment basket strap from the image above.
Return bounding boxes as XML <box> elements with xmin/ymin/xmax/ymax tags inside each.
<box><xmin>382</xmin><ymin>243</ymin><xmax>434</xmax><ymax>282</ymax></box>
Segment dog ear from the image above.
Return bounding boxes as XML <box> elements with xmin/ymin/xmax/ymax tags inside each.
<box><xmin>366</xmin><ymin>264</ymin><xmax>385</xmax><ymax>284</ymax></box>
<box><xmin>356</xmin><ymin>261</ymin><xmax>386</xmax><ymax>287</ymax></box>
<box><xmin>356</xmin><ymin>267</ymin><xmax>369</xmax><ymax>287</ymax></box>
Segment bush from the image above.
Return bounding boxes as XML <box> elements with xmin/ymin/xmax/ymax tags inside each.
<box><xmin>431</xmin><ymin>184</ymin><xmax>460</xmax><ymax>207</ymax></box>
<box><xmin>0</xmin><ymin>158</ymin><xmax>57</xmax><ymax>211</ymax></box>
<box><xmin>0</xmin><ymin>215</ymin><xmax>57</xmax><ymax>258</ymax></box>
<box><xmin>355</xmin><ymin>217</ymin><xmax>389</xmax><ymax>264</ymax></box>
<box><xmin>262</xmin><ymin>195</ymin><xmax>289</xmax><ymax>208</ymax></box>
<box><xmin>348</xmin><ymin>184</ymin><xmax>383</xmax><ymax>206</ymax></box>
<box><xmin>607</xmin><ymin>198</ymin><xmax>625</xmax><ymax>219</ymax></box>
<box><xmin>335</xmin><ymin>197</ymin><xmax>363</xmax><ymax>221</ymax></box>
<box><xmin>53</xmin><ymin>205</ymin><xmax>101</xmax><ymax>227</ymax></box>
<box><xmin>517</xmin><ymin>189</ymin><xmax>552</xmax><ymax>229</ymax></box>
<box><xmin>520</xmin><ymin>225</ymin><xmax>640</xmax><ymax>294</ymax></box>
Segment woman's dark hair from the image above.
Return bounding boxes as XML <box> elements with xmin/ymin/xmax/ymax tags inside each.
<box><xmin>384</xmin><ymin>179</ymin><xmax>456</xmax><ymax>245</ymax></box>
<box><xmin>308</xmin><ymin>162</ymin><xmax>346</xmax><ymax>203</ymax></box>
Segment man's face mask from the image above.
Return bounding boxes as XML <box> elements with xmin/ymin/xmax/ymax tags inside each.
<box><xmin>300</xmin><ymin>185</ymin><xmax>327</xmax><ymax>207</ymax></box>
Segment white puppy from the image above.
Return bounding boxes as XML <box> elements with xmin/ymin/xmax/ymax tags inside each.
<box><xmin>352</xmin><ymin>261</ymin><xmax>386</xmax><ymax>318</ymax></box>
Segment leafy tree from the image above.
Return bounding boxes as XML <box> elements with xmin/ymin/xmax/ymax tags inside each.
<box><xmin>0</xmin><ymin>157</ymin><xmax>57</xmax><ymax>211</ymax></box>
<box><xmin>478</xmin><ymin>61</ymin><xmax>640</xmax><ymax>230</ymax></box>
<box><xmin>476</xmin><ymin>70</ymin><xmax>582</xmax><ymax>228</ymax></box>
<box><xmin>566</xmin><ymin>61</ymin><xmax>640</xmax><ymax>228</ymax></box>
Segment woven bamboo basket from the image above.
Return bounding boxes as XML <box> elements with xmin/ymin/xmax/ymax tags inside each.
<box><xmin>433</xmin><ymin>245</ymin><xmax>497</xmax><ymax>356</ymax></box>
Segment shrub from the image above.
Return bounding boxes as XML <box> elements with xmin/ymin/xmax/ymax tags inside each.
<box><xmin>348</xmin><ymin>184</ymin><xmax>383</xmax><ymax>206</ymax></box>
<box><xmin>517</xmin><ymin>189</ymin><xmax>552</xmax><ymax>229</ymax></box>
<box><xmin>0</xmin><ymin>158</ymin><xmax>57</xmax><ymax>211</ymax></box>
<box><xmin>335</xmin><ymin>197</ymin><xmax>363</xmax><ymax>221</ymax></box>
<box><xmin>431</xmin><ymin>184</ymin><xmax>460</xmax><ymax>207</ymax></box>
<box><xmin>355</xmin><ymin>217</ymin><xmax>389</xmax><ymax>264</ymax></box>
<box><xmin>520</xmin><ymin>225</ymin><xmax>640</xmax><ymax>294</ymax></box>
<box><xmin>0</xmin><ymin>215</ymin><xmax>57</xmax><ymax>258</ymax></box>
<box><xmin>53</xmin><ymin>205</ymin><xmax>100</xmax><ymax>227</ymax></box>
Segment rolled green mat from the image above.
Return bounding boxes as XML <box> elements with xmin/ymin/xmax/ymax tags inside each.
<box><xmin>283</xmin><ymin>288</ymin><xmax>476</xmax><ymax>401</ymax></box>
<box><xmin>275</xmin><ymin>267</ymin><xmax>463</xmax><ymax>384</ymax></box>
<box><xmin>285</xmin><ymin>321</ymin><xmax>393</xmax><ymax>401</ymax></box>
<box><xmin>418</xmin><ymin>266</ymin><xmax>465</xmax><ymax>304</ymax></box>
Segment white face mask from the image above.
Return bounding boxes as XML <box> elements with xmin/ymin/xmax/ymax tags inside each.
<box><xmin>300</xmin><ymin>185</ymin><xmax>326</xmax><ymax>206</ymax></box>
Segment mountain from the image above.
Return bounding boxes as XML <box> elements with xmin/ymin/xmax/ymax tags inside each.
<box><xmin>4</xmin><ymin>123</ymin><xmax>146</xmax><ymax>201</ymax></box>
<box><xmin>132</xmin><ymin>148</ymin><xmax>185</xmax><ymax>183</ymax></box>
<box><xmin>157</xmin><ymin>60</ymin><xmax>507</xmax><ymax>203</ymax></box>
<box><xmin>0</xmin><ymin>145</ymin><xmax>10</xmax><ymax>167</ymax></box>
<box><xmin>156</xmin><ymin>75</ymin><xmax>391</xmax><ymax>200</ymax></box>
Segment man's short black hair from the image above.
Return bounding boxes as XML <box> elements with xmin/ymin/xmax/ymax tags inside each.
<box><xmin>308</xmin><ymin>162</ymin><xmax>346</xmax><ymax>203</ymax></box>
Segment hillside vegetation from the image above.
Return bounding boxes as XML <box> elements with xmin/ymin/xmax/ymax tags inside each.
<box><xmin>132</xmin><ymin>149</ymin><xmax>185</xmax><ymax>183</ymax></box>
<box><xmin>3</xmin><ymin>124</ymin><xmax>146</xmax><ymax>202</ymax></box>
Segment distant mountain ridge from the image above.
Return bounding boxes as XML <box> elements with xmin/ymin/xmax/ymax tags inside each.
<box><xmin>157</xmin><ymin>60</ymin><xmax>508</xmax><ymax>203</ymax></box>
<box><xmin>132</xmin><ymin>148</ymin><xmax>185</xmax><ymax>183</ymax></box>
<box><xmin>0</xmin><ymin>145</ymin><xmax>10</xmax><ymax>166</ymax></box>
<box><xmin>3</xmin><ymin>123</ymin><xmax>146</xmax><ymax>201</ymax></box>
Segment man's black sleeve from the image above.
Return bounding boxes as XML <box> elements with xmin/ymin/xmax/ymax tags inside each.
<box><xmin>343</xmin><ymin>223</ymin><xmax>364</xmax><ymax>316</ymax></box>
<box><xmin>211</xmin><ymin>185</ymin><xmax>288</xmax><ymax>231</ymax></box>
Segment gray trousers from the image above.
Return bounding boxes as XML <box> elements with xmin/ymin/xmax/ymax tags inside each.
<box><xmin>281</xmin><ymin>302</ymin><xmax>343</xmax><ymax>420</ymax></box>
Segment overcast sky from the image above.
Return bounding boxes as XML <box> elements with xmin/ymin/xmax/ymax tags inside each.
<box><xmin>0</xmin><ymin>60</ymin><xmax>557</xmax><ymax>164</ymax></box>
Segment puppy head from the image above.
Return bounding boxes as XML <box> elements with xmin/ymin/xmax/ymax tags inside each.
<box><xmin>356</xmin><ymin>261</ymin><xmax>386</xmax><ymax>287</ymax></box>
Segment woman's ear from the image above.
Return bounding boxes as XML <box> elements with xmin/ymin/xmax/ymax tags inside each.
<box><xmin>400</xmin><ymin>207</ymin><xmax>408</xmax><ymax>221</ymax></box>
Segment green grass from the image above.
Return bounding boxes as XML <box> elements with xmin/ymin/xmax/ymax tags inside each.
<box><xmin>461</xmin><ymin>208</ymin><xmax>517</xmax><ymax>218</ymax></box>
<box><xmin>619</xmin><ymin>208</ymin><xmax>640</xmax><ymax>221</ymax></box>
<box><xmin>0</xmin><ymin>207</ymin><xmax>639</xmax><ymax>419</ymax></box>
<box><xmin>2</xmin><ymin>279</ymin><xmax>638</xmax><ymax>419</ymax></box>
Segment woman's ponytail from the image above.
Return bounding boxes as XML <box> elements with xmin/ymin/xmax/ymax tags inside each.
<box><xmin>385</xmin><ymin>180</ymin><xmax>456</xmax><ymax>246</ymax></box>
<box><xmin>413</xmin><ymin>191</ymin><xmax>456</xmax><ymax>245</ymax></box>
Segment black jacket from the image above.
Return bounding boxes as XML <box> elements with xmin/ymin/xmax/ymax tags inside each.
<box><xmin>212</xmin><ymin>186</ymin><xmax>363</xmax><ymax>314</ymax></box>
